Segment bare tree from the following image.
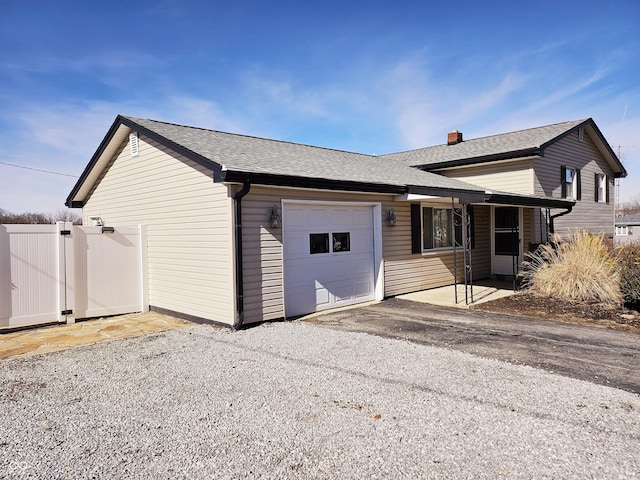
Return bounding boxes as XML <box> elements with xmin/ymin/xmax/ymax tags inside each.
<box><xmin>0</xmin><ymin>208</ymin><xmax>81</xmax><ymax>224</ymax></box>
<box><xmin>617</xmin><ymin>194</ymin><xmax>640</xmax><ymax>216</ymax></box>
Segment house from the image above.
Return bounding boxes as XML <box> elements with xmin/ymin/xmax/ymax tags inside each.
<box><xmin>615</xmin><ymin>213</ymin><xmax>640</xmax><ymax>245</ymax></box>
<box><xmin>66</xmin><ymin>116</ymin><xmax>626</xmax><ymax>327</ymax></box>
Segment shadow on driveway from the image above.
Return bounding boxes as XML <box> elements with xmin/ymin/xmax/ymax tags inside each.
<box><xmin>304</xmin><ymin>298</ymin><xmax>640</xmax><ymax>395</ymax></box>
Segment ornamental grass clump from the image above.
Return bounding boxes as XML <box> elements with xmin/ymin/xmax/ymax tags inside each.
<box><xmin>614</xmin><ymin>242</ymin><xmax>640</xmax><ymax>308</ymax></box>
<box><xmin>521</xmin><ymin>230</ymin><xmax>622</xmax><ymax>304</ymax></box>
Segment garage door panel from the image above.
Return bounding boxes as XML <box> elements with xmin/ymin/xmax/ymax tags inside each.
<box><xmin>331</xmin><ymin>282</ymin><xmax>354</xmax><ymax>302</ymax></box>
<box><xmin>308</xmin><ymin>208</ymin><xmax>330</xmax><ymax>227</ymax></box>
<box><xmin>355</xmin><ymin>280</ymin><xmax>372</xmax><ymax>298</ymax></box>
<box><xmin>315</xmin><ymin>284</ymin><xmax>330</xmax><ymax>307</ymax></box>
<box><xmin>284</xmin><ymin>203</ymin><xmax>377</xmax><ymax>318</ymax></box>
<box><xmin>283</xmin><ymin>232</ymin><xmax>310</xmax><ymax>259</ymax></box>
<box><xmin>353</xmin><ymin>256</ymin><xmax>373</xmax><ymax>274</ymax></box>
<box><xmin>332</xmin><ymin>209</ymin><xmax>354</xmax><ymax>226</ymax></box>
<box><xmin>285</xmin><ymin>207</ymin><xmax>306</xmax><ymax>228</ymax></box>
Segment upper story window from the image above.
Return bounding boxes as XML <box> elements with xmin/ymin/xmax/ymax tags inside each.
<box><xmin>561</xmin><ymin>166</ymin><xmax>581</xmax><ymax>200</ymax></box>
<box><xmin>595</xmin><ymin>173</ymin><xmax>608</xmax><ymax>203</ymax></box>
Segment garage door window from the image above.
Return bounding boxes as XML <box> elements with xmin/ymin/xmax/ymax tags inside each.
<box><xmin>309</xmin><ymin>232</ymin><xmax>351</xmax><ymax>254</ymax></box>
<box><xmin>310</xmin><ymin>233</ymin><xmax>329</xmax><ymax>254</ymax></box>
<box><xmin>332</xmin><ymin>233</ymin><xmax>350</xmax><ymax>252</ymax></box>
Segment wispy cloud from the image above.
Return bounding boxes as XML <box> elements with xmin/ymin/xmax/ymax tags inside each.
<box><xmin>2</xmin><ymin>51</ymin><xmax>162</xmax><ymax>76</ymax></box>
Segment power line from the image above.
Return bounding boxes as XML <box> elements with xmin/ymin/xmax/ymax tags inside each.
<box><xmin>0</xmin><ymin>160</ymin><xmax>79</xmax><ymax>178</ymax></box>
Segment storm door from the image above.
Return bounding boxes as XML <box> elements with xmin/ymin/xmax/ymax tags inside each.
<box><xmin>492</xmin><ymin>207</ymin><xmax>522</xmax><ymax>277</ymax></box>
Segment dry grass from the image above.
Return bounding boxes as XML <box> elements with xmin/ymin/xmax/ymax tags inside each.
<box><xmin>614</xmin><ymin>242</ymin><xmax>640</xmax><ymax>308</ymax></box>
<box><xmin>521</xmin><ymin>230</ymin><xmax>622</xmax><ymax>304</ymax></box>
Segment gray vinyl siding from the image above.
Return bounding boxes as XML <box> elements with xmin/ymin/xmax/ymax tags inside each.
<box><xmin>534</xmin><ymin>129</ymin><xmax>616</xmax><ymax>237</ymax></box>
<box><xmin>81</xmin><ymin>133</ymin><xmax>236</xmax><ymax>325</ymax></box>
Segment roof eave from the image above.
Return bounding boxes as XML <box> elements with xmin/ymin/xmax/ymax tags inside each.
<box><xmin>65</xmin><ymin>115</ymin><xmax>126</xmax><ymax>207</ymax></box>
<box><xmin>485</xmin><ymin>192</ymin><xmax>576</xmax><ymax>209</ymax></box>
<box><xmin>66</xmin><ymin>115</ymin><xmax>225</xmax><ymax>208</ymax></box>
<box><xmin>416</xmin><ymin>147</ymin><xmax>540</xmax><ymax>171</ymax></box>
<box><xmin>220</xmin><ymin>170</ymin><xmax>407</xmax><ymax>195</ymax></box>
<box><xmin>539</xmin><ymin>118</ymin><xmax>628</xmax><ymax>178</ymax></box>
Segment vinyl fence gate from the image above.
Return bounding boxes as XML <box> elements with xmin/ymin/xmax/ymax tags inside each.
<box><xmin>1</xmin><ymin>222</ymin><xmax>148</xmax><ymax>329</ymax></box>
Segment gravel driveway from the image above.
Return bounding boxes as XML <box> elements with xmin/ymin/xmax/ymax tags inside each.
<box><xmin>1</xmin><ymin>321</ymin><xmax>639</xmax><ymax>479</ymax></box>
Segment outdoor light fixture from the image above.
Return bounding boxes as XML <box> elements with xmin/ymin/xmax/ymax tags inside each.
<box><xmin>101</xmin><ymin>226</ymin><xmax>115</xmax><ymax>234</ymax></box>
<box><xmin>269</xmin><ymin>205</ymin><xmax>281</xmax><ymax>228</ymax></box>
<box><xmin>89</xmin><ymin>216</ymin><xmax>104</xmax><ymax>226</ymax></box>
<box><xmin>387</xmin><ymin>208</ymin><xmax>396</xmax><ymax>227</ymax></box>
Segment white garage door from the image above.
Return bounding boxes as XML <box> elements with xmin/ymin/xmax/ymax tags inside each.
<box><xmin>283</xmin><ymin>203</ymin><xmax>376</xmax><ymax>318</ymax></box>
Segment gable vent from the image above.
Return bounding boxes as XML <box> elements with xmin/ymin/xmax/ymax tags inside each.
<box><xmin>129</xmin><ymin>132</ymin><xmax>139</xmax><ymax>157</ymax></box>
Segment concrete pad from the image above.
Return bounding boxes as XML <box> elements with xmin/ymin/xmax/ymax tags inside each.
<box><xmin>0</xmin><ymin>312</ymin><xmax>193</xmax><ymax>360</ymax></box>
<box><xmin>397</xmin><ymin>280</ymin><xmax>516</xmax><ymax>308</ymax></box>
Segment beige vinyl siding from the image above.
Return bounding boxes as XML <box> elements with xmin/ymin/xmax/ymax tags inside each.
<box><xmin>241</xmin><ymin>187</ymin><xmax>387</xmax><ymax>323</ymax></box>
<box><xmin>534</xmin><ymin>130</ymin><xmax>616</xmax><ymax>237</ymax></box>
<box><xmin>436</xmin><ymin>159</ymin><xmax>534</xmax><ymax>194</ymax></box>
<box><xmin>242</xmin><ymin>188</ymin><xmax>494</xmax><ymax>322</ymax></box>
<box><xmin>82</xmin><ymin>133</ymin><xmax>236</xmax><ymax>325</ymax></box>
<box><xmin>383</xmin><ymin>203</ymin><xmax>491</xmax><ymax>295</ymax></box>
<box><xmin>470</xmin><ymin>205</ymin><xmax>491</xmax><ymax>279</ymax></box>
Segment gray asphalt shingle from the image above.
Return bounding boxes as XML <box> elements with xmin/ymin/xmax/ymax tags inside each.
<box><xmin>616</xmin><ymin>213</ymin><xmax>640</xmax><ymax>225</ymax></box>
<box><xmin>126</xmin><ymin>116</ymin><xmax>486</xmax><ymax>193</ymax></box>
<box><xmin>381</xmin><ymin>119</ymin><xmax>587</xmax><ymax>167</ymax></box>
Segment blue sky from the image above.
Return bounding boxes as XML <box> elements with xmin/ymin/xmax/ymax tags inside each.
<box><xmin>1</xmin><ymin>0</ymin><xmax>639</xmax><ymax>213</ymax></box>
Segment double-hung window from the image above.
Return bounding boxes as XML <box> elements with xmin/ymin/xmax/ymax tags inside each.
<box><xmin>615</xmin><ymin>226</ymin><xmax>628</xmax><ymax>236</ymax></box>
<box><xmin>561</xmin><ymin>166</ymin><xmax>581</xmax><ymax>200</ymax></box>
<box><xmin>595</xmin><ymin>173</ymin><xmax>608</xmax><ymax>203</ymax></box>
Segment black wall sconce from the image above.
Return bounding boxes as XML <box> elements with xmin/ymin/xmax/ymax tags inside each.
<box><xmin>101</xmin><ymin>226</ymin><xmax>115</xmax><ymax>234</ymax></box>
<box><xmin>269</xmin><ymin>205</ymin><xmax>281</xmax><ymax>228</ymax></box>
<box><xmin>387</xmin><ymin>209</ymin><xmax>396</xmax><ymax>227</ymax></box>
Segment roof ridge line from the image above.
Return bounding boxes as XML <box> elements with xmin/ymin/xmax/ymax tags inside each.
<box><xmin>124</xmin><ymin>115</ymin><xmax>377</xmax><ymax>159</ymax></box>
<box><xmin>382</xmin><ymin>118</ymin><xmax>590</xmax><ymax>156</ymax></box>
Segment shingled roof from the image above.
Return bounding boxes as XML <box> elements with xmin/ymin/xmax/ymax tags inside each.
<box><xmin>616</xmin><ymin>213</ymin><xmax>640</xmax><ymax>225</ymax></box>
<box><xmin>66</xmin><ymin>115</ymin><xmax>583</xmax><ymax>209</ymax></box>
<box><xmin>382</xmin><ymin>118</ymin><xmax>626</xmax><ymax>177</ymax></box>
<box><xmin>125</xmin><ymin>116</ymin><xmax>482</xmax><ymax>193</ymax></box>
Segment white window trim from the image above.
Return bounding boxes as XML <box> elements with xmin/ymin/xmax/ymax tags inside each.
<box><xmin>565</xmin><ymin>167</ymin><xmax>577</xmax><ymax>200</ymax></box>
<box><xmin>596</xmin><ymin>174</ymin><xmax>606</xmax><ymax>203</ymax></box>
<box><xmin>616</xmin><ymin>225</ymin><xmax>629</xmax><ymax>236</ymax></box>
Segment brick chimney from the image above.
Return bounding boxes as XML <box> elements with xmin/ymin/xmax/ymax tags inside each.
<box><xmin>447</xmin><ymin>130</ymin><xmax>463</xmax><ymax>145</ymax></box>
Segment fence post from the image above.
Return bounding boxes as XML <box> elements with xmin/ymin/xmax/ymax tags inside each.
<box><xmin>56</xmin><ymin>221</ymin><xmax>75</xmax><ymax>324</ymax></box>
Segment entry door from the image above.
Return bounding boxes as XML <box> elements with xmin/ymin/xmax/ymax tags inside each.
<box><xmin>283</xmin><ymin>204</ymin><xmax>376</xmax><ymax>318</ymax></box>
<box><xmin>492</xmin><ymin>207</ymin><xmax>522</xmax><ymax>276</ymax></box>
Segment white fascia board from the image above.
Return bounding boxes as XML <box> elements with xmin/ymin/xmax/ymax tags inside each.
<box><xmin>393</xmin><ymin>193</ymin><xmax>442</xmax><ymax>202</ymax></box>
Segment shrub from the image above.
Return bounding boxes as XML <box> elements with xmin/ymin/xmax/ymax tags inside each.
<box><xmin>520</xmin><ymin>230</ymin><xmax>622</xmax><ymax>304</ymax></box>
<box><xmin>614</xmin><ymin>242</ymin><xmax>640</xmax><ymax>308</ymax></box>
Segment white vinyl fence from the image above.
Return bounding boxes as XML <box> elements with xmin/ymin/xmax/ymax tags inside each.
<box><xmin>1</xmin><ymin>222</ymin><xmax>147</xmax><ymax>329</ymax></box>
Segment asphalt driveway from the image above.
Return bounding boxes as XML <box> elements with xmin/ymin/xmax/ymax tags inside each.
<box><xmin>305</xmin><ymin>298</ymin><xmax>640</xmax><ymax>394</ymax></box>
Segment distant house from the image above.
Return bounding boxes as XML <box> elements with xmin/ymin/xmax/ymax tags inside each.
<box><xmin>66</xmin><ymin>116</ymin><xmax>626</xmax><ymax>327</ymax></box>
<box><xmin>615</xmin><ymin>213</ymin><xmax>640</xmax><ymax>245</ymax></box>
